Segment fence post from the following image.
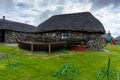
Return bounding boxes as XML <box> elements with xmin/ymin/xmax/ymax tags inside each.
<box><xmin>48</xmin><ymin>43</ymin><xmax>51</xmax><ymax>54</ymax></box>
<box><xmin>31</xmin><ymin>43</ymin><xmax>33</xmax><ymax>52</ymax></box>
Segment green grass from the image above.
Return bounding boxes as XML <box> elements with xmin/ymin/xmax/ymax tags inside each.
<box><xmin>0</xmin><ymin>43</ymin><xmax>120</xmax><ymax>80</ymax></box>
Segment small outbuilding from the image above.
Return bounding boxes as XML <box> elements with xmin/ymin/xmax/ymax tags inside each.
<box><xmin>0</xmin><ymin>16</ymin><xmax>35</xmax><ymax>43</ymax></box>
<box><xmin>115</xmin><ymin>36</ymin><xmax>120</xmax><ymax>45</ymax></box>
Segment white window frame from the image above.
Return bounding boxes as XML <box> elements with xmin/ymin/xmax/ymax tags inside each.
<box><xmin>62</xmin><ymin>32</ymin><xmax>68</xmax><ymax>39</ymax></box>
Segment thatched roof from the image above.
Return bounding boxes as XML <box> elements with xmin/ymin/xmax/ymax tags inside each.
<box><xmin>0</xmin><ymin>19</ymin><xmax>35</xmax><ymax>33</ymax></box>
<box><xmin>35</xmin><ymin>12</ymin><xmax>105</xmax><ymax>33</ymax></box>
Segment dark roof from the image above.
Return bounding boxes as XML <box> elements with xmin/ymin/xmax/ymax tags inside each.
<box><xmin>35</xmin><ymin>12</ymin><xmax>105</xmax><ymax>33</ymax></box>
<box><xmin>0</xmin><ymin>19</ymin><xmax>35</xmax><ymax>33</ymax></box>
<box><xmin>115</xmin><ymin>36</ymin><xmax>120</xmax><ymax>40</ymax></box>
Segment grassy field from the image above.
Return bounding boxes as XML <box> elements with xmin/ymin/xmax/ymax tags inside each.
<box><xmin>0</xmin><ymin>43</ymin><xmax>120</xmax><ymax>80</ymax></box>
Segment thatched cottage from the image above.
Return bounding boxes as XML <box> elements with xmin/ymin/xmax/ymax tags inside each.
<box><xmin>35</xmin><ymin>12</ymin><xmax>105</xmax><ymax>38</ymax></box>
<box><xmin>33</xmin><ymin>12</ymin><xmax>105</xmax><ymax>50</ymax></box>
<box><xmin>0</xmin><ymin>16</ymin><xmax>35</xmax><ymax>43</ymax></box>
<box><xmin>16</xmin><ymin>12</ymin><xmax>106</xmax><ymax>52</ymax></box>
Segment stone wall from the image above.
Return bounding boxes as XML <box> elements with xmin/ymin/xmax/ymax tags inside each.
<box><xmin>35</xmin><ymin>31</ymin><xmax>103</xmax><ymax>50</ymax></box>
<box><xmin>15</xmin><ymin>31</ymin><xmax>103</xmax><ymax>50</ymax></box>
<box><xmin>36</xmin><ymin>31</ymin><xmax>102</xmax><ymax>40</ymax></box>
<box><xmin>5</xmin><ymin>30</ymin><xmax>34</xmax><ymax>43</ymax></box>
<box><xmin>36</xmin><ymin>32</ymin><xmax>61</xmax><ymax>39</ymax></box>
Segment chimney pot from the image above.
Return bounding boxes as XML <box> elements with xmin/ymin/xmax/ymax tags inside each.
<box><xmin>3</xmin><ymin>16</ymin><xmax>5</xmax><ymax>20</ymax></box>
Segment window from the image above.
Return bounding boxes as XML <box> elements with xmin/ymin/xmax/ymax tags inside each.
<box><xmin>62</xmin><ymin>32</ymin><xmax>68</xmax><ymax>39</ymax></box>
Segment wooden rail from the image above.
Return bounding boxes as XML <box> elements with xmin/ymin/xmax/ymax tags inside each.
<box><xmin>18</xmin><ymin>40</ymin><xmax>66</xmax><ymax>53</ymax></box>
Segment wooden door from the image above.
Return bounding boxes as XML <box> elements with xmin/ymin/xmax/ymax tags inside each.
<box><xmin>0</xmin><ymin>30</ymin><xmax>5</xmax><ymax>42</ymax></box>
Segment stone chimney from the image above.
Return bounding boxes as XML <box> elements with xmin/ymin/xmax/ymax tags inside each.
<box><xmin>3</xmin><ymin>16</ymin><xmax>5</xmax><ymax>20</ymax></box>
<box><xmin>108</xmin><ymin>30</ymin><xmax>111</xmax><ymax>36</ymax></box>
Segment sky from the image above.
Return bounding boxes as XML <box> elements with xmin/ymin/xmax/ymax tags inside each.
<box><xmin>0</xmin><ymin>0</ymin><xmax>120</xmax><ymax>37</ymax></box>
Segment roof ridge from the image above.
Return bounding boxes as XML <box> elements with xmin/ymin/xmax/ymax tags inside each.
<box><xmin>52</xmin><ymin>12</ymin><xmax>91</xmax><ymax>17</ymax></box>
<box><xmin>0</xmin><ymin>19</ymin><xmax>35</xmax><ymax>27</ymax></box>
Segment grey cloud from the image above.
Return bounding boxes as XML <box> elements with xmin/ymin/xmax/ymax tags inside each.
<box><xmin>57</xmin><ymin>0</ymin><xmax>67</xmax><ymax>5</ymax></box>
<box><xmin>38</xmin><ymin>0</ymin><xmax>67</xmax><ymax>9</ymax></box>
<box><xmin>38</xmin><ymin>0</ymin><xmax>58</xmax><ymax>8</ymax></box>
<box><xmin>89</xmin><ymin>0</ymin><xmax>120</xmax><ymax>10</ymax></box>
<box><xmin>17</xmin><ymin>3</ymin><xmax>27</xmax><ymax>8</ymax></box>
<box><xmin>39</xmin><ymin>10</ymin><xmax>51</xmax><ymax>22</ymax></box>
<box><xmin>96</xmin><ymin>14</ymin><xmax>103</xmax><ymax>18</ymax></box>
<box><xmin>0</xmin><ymin>0</ymin><xmax>14</xmax><ymax>11</ymax></box>
<box><xmin>77</xmin><ymin>0</ymin><xmax>89</xmax><ymax>3</ymax></box>
<box><xmin>111</xmin><ymin>6</ymin><xmax>120</xmax><ymax>13</ymax></box>
<box><xmin>16</xmin><ymin>2</ymin><xmax>34</xmax><ymax>9</ymax></box>
<box><xmin>36</xmin><ymin>6</ymin><xmax>63</xmax><ymax>25</ymax></box>
<box><xmin>115</xmin><ymin>21</ymin><xmax>120</xmax><ymax>24</ymax></box>
<box><xmin>53</xmin><ymin>6</ymin><xmax>64</xmax><ymax>14</ymax></box>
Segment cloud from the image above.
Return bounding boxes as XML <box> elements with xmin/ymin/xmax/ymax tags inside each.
<box><xmin>93</xmin><ymin>6</ymin><xmax>120</xmax><ymax>37</ymax></box>
<box><xmin>35</xmin><ymin>6</ymin><xmax>64</xmax><ymax>26</ymax></box>
<box><xmin>0</xmin><ymin>0</ymin><xmax>14</xmax><ymax>11</ymax></box>
<box><xmin>63</xmin><ymin>0</ymin><xmax>92</xmax><ymax>13</ymax></box>
<box><xmin>0</xmin><ymin>0</ymin><xmax>120</xmax><ymax>37</ymax></box>
<box><xmin>89</xmin><ymin>0</ymin><xmax>120</xmax><ymax>10</ymax></box>
<box><xmin>86</xmin><ymin>0</ymin><xmax>120</xmax><ymax>38</ymax></box>
<box><xmin>13</xmin><ymin>0</ymin><xmax>35</xmax><ymax>9</ymax></box>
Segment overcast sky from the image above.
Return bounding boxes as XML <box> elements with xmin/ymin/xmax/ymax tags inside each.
<box><xmin>0</xmin><ymin>0</ymin><xmax>120</xmax><ymax>37</ymax></box>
